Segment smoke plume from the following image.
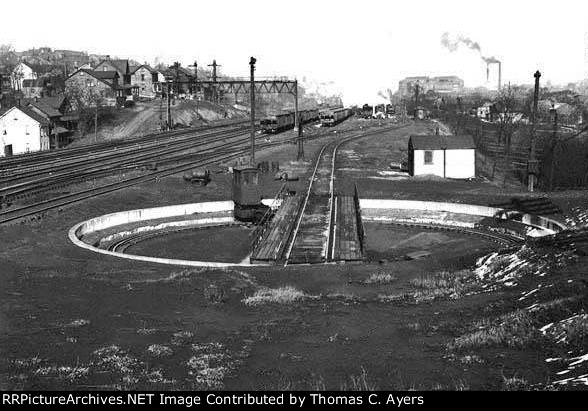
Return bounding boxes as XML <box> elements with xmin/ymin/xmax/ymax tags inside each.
<box><xmin>441</xmin><ymin>32</ymin><xmax>499</xmax><ymax>64</ymax></box>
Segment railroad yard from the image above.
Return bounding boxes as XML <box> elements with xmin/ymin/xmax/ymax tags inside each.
<box><xmin>3</xmin><ymin>1</ymin><xmax>588</xmax><ymax>399</ymax></box>
<box><xmin>0</xmin><ymin>112</ymin><xmax>587</xmax><ymax>392</ymax></box>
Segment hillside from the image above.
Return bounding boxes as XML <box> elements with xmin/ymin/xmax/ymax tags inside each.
<box><xmin>73</xmin><ymin>99</ymin><xmax>249</xmax><ymax>145</ymax></box>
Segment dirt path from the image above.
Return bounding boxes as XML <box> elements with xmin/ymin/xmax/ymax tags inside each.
<box><xmin>112</xmin><ymin>105</ymin><xmax>157</xmax><ymax>139</ymax></box>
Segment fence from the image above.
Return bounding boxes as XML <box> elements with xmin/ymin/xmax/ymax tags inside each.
<box><xmin>353</xmin><ymin>183</ymin><xmax>366</xmax><ymax>259</ymax></box>
<box><xmin>248</xmin><ymin>182</ymin><xmax>287</xmax><ymax>253</ymax></box>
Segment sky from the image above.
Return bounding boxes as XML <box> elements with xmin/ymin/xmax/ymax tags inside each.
<box><xmin>1</xmin><ymin>0</ymin><xmax>587</xmax><ymax>105</ymax></box>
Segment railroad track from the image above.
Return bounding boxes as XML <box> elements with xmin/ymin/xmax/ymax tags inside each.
<box><xmin>106</xmin><ymin>223</ymin><xmax>245</xmax><ymax>254</ymax></box>
<box><xmin>0</xmin><ymin>123</ymin><xmax>250</xmax><ymax>183</ymax></box>
<box><xmin>279</xmin><ymin>122</ymin><xmax>524</xmax><ymax>265</ymax></box>
<box><xmin>283</xmin><ymin>124</ymin><xmax>410</xmax><ymax>264</ymax></box>
<box><xmin>0</xmin><ymin>132</ymin><xmax>298</xmax><ymax>225</ymax></box>
<box><xmin>0</xmin><ymin>119</ymin><xmax>249</xmax><ymax>172</ymax></box>
<box><xmin>0</xmin><ymin>126</ymin><xmax>251</xmax><ymax>201</ymax></box>
<box><xmin>380</xmin><ymin>221</ymin><xmax>523</xmax><ymax>246</ymax></box>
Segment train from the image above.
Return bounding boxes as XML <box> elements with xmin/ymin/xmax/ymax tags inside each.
<box><xmin>319</xmin><ymin>107</ymin><xmax>353</xmax><ymax>126</ymax></box>
<box><xmin>260</xmin><ymin>108</ymin><xmax>320</xmax><ymax>133</ymax></box>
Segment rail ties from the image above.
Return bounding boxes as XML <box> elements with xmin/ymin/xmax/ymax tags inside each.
<box><xmin>284</xmin><ymin>142</ymin><xmax>336</xmax><ymax>264</ymax></box>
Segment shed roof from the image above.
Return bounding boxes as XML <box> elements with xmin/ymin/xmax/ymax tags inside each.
<box><xmin>409</xmin><ymin>134</ymin><xmax>476</xmax><ymax>150</ymax></box>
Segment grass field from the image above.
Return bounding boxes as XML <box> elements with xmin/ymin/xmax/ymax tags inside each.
<box><xmin>1</xmin><ymin>118</ymin><xmax>587</xmax><ymax>390</ymax></box>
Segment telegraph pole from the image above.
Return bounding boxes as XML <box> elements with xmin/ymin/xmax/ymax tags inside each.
<box><xmin>208</xmin><ymin>60</ymin><xmax>221</xmax><ymax>103</ymax></box>
<box><xmin>528</xmin><ymin>70</ymin><xmax>541</xmax><ymax>192</ymax></box>
<box><xmin>249</xmin><ymin>57</ymin><xmax>256</xmax><ymax>165</ymax></box>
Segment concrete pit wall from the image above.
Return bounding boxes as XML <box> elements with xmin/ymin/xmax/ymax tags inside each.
<box><xmin>69</xmin><ymin>200</ymin><xmax>263</xmax><ymax>267</ymax></box>
<box><xmin>69</xmin><ymin>199</ymin><xmax>568</xmax><ymax>268</ymax></box>
<box><xmin>359</xmin><ymin>199</ymin><xmax>567</xmax><ymax>236</ymax></box>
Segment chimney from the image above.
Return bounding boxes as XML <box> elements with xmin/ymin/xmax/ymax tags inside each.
<box><xmin>498</xmin><ymin>61</ymin><xmax>502</xmax><ymax>91</ymax></box>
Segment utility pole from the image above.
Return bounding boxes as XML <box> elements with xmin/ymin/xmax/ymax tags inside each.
<box><xmin>173</xmin><ymin>61</ymin><xmax>181</xmax><ymax>95</ymax></box>
<box><xmin>414</xmin><ymin>82</ymin><xmax>420</xmax><ymax>111</ymax></box>
<box><xmin>249</xmin><ymin>56</ymin><xmax>256</xmax><ymax>165</ymax></box>
<box><xmin>166</xmin><ymin>81</ymin><xmax>172</xmax><ymax>131</ymax></box>
<box><xmin>190</xmin><ymin>60</ymin><xmax>199</xmax><ymax>119</ymax></box>
<box><xmin>528</xmin><ymin>70</ymin><xmax>541</xmax><ymax>192</ymax></box>
<box><xmin>456</xmin><ymin>96</ymin><xmax>462</xmax><ymax>134</ymax></box>
<box><xmin>295</xmin><ymin>80</ymin><xmax>304</xmax><ymax>161</ymax></box>
<box><xmin>94</xmin><ymin>105</ymin><xmax>98</xmax><ymax>144</ymax></box>
<box><xmin>208</xmin><ymin>60</ymin><xmax>221</xmax><ymax>103</ymax></box>
<box><xmin>548</xmin><ymin>104</ymin><xmax>558</xmax><ymax>190</ymax></box>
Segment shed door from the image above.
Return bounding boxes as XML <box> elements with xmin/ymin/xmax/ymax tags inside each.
<box><xmin>4</xmin><ymin>144</ymin><xmax>12</xmax><ymax>157</ymax></box>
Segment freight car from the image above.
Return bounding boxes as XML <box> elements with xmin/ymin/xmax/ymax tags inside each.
<box><xmin>260</xmin><ymin>109</ymin><xmax>320</xmax><ymax>133</ymax></box>
<box><xmin>232</xmin><ymin>166</ymin><xmax>271</xmax><ymax>223</ymax></box>
<box><xmin>320</xmin><ymin>107</ymin><xmax>352</xmax><ymax>127</ymax></box>
<box><xmin>260</xmin><ymin>112</ymin><xmax>295</xmax><ymax>133</ymax></box>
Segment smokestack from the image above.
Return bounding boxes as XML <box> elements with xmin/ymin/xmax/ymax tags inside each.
<box><xmin>498</xmin><ymin>61</ymin><xmax>502</xmax><ymax>91</ymax></box>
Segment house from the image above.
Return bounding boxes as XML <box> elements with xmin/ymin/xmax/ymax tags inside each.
<box><xmin>11</xmin><ymin>62</ymin><xmax>38</xmax><ymax>91</ymax></box>
<box><xmin>65</xmin><ymin>69</ymin><xmax>124</xmax><ymax>108</ymax></box>
<box><xmin>413</xmin><ymin>106</ymin><xmax>426</xmax><ymax>120</ymax></box>
<box><xmin>131</xmin><ymin>65</ymin><xmax>161</xmax><ymax>99</ymax></box>
<box><xmin>408</xmin><ymin>134</ymin><xmax>476</xmax><ymax>179</ymax></box>
<box><xmin>22</xmin><ymin>79</ymin><xmax>47</xmax><ymax>99</ymax></box>
<box><xmin>0</xmin><ymin>72</ymin><xmax>12</xmax><ymax>94</ymax></box>
<box><xmin>476</xmin><ymin>102</ymin><xmax>493</xmax><ymax>119</ymax></box>
<box><xmin>94</xmin><ymin>58</ymin><xmax>138</xmax><ymax>100</ymax></box>
<box><xmin>163</xmin><ymin>64</ymin><xmax>195</xmax><ymax>95</ymax></box>
<box><xmin>26</xmin><ymin>96</ymin><xmax>72</xmax><ymax>148</ymax></box>
<box><xmin>0</xmin><ymin>106</ymin><xmax>51</xmax><ymax>156</ymax></box>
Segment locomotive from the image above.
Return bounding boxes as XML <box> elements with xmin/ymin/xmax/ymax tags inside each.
<box><xmin>232</xmin><ymin>166</ymin><xmax>271</xmax><ymax>223</ymax></box>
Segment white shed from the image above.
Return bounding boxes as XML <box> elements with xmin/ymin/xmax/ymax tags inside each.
<box><xmin>0</xmin><ymin>106</ymin><xmax>51</xmax><ymax>157</ymax></box>
<box><xmin>408</xmin><ymin>134</ymin><xmax>476</xmax><ymax>179</ymax></box>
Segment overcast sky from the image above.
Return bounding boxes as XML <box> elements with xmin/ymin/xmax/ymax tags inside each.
<box><xmin>1</xmin><ymin>0</ymin><xmax>587</xmax><ymax>105</ymax></box>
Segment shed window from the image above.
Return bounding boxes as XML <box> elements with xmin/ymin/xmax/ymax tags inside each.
<box><xmin>424</xmin><ymin>150</ymin><xmax>433</xmax><ymax>165</ymax></box>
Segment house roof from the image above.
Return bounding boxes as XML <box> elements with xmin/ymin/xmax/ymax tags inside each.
<box><xmin>96</xmin><ymin>59</ymin><xmax>129</xmax><ymax>75</ymax></box>
<box><xmin>87</xmin><ymin>70</ymin><xmax>119</xmax><ymax>80</ymax></box>
<box><xmin>409</xmin><ymin>135</ymin><xmax>476</xmax><ymax>150</ymax></box>
<box><xmin>28</xmin><ymin>102</ymin><xmax>62</xmax><ymax>118</ymax></box>
<box><xmin>22</xmin><ymin>79</ymin><xmax>45</xmax><ymax>88</ymax></box>
<box><xmin>39</xmin><ymin>95</ymin><xmax>67</xmax><ymax>110</ymax></box>
<box><xmin>131</xmin><ymin>64</ymin><xmax>157</xmax><ymax>75</ymax></box>
<box><xmin>66</xmin><ymin>69</ymin><xmax>118</xmax><ymax>89</ymax></box>
<box><xmin>22</xmin><ymin>95</ymin><xmax>67</xmax><ymax>111</ymax></box>
<box><xmin>1</xmin><ymin>106</ymin><xmax>51</xmax><ymax>126</ymax></box>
